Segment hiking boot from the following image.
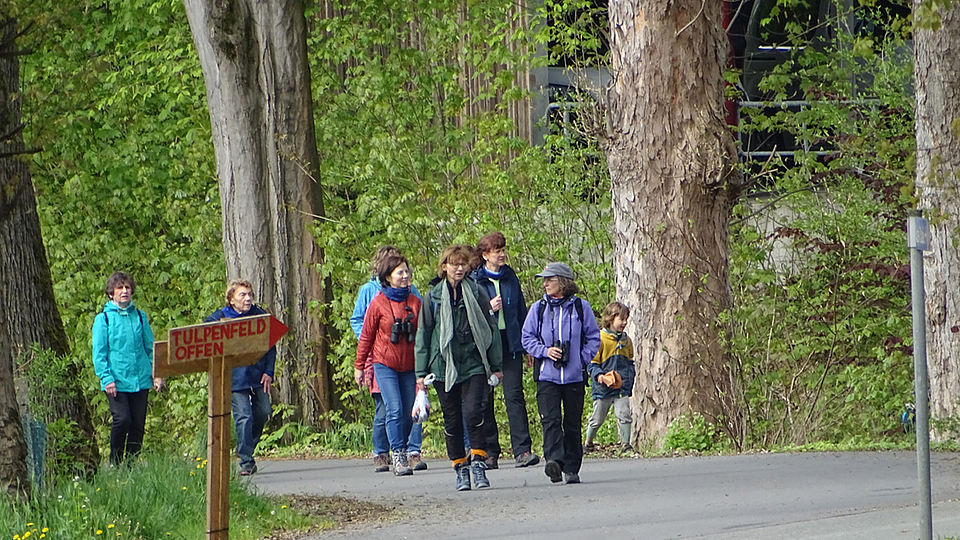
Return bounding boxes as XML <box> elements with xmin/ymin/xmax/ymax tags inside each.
<box><xmin>471</xmin><ymin>459</ymin><xmax>490</xmax><ymax>489</ymax></box>
<box><xmin>393</xmin><ymin>452</ymin><xmax>413</xmax><ymax>476</ymax></box>
<box><xmin>484</xmin><ymin>455</ymin><xmax>499</xmax><ymax>470</ymax></box>
<box><xmin>373</xmin><ymin>453</ymin><xmax>390</xmax><ymax>473</ymax></box>
<box><xmin>455</xmin><ymin>463</ymin><xmax>471</xmax><ymax>491</ymax></box>
<box><xmin>408</xmin><ymin>453</ymin><xmax>428</xmax><ymax>471</ymax></box>
<box><xmin>239</xmin><ymin>463</ymin><xmax>257</xmax><ymax>477</ymax></box>
<box><xmin>515</xmin><ymin>451</ymin><xmax>540</xmax><ymax>468</ymax></box>
<box><xmin>621</xmin><ymin>443</ymin><xmax>635</xmax><ymax>454</ymax></box>
<box><xmin>583</xmin><ymin>441</ymin><xmax>596</xmax><ymax>453</ymax></box>
<box><xmin>544</xmin><ymin>460</ymin><xmax>562</xmax><ymax>483</ymax></box>
<box><xmin>563</xmin><ymin>472</ymin><xmax>581</xmax><ymax>484</ymax></box>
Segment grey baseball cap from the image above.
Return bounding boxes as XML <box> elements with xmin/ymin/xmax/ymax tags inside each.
<box><xmin>535</xmin><ymin>262</ymin><xmax>574</xmax><ymax>280</ymax></box>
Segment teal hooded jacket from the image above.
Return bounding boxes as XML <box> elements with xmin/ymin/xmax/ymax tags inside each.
<box><xmin>92</xmin><ymin>301</ymin><xmax>155</xmax><ymax>392</ymax></box>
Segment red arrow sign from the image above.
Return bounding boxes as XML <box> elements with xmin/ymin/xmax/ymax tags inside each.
<box><xmin>153</xmin><ymin>314</ymin><xmax>288</xmax><ymax>377</ymax></box>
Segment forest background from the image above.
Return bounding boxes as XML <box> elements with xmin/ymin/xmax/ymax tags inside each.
<box><xmin>6</xmin><ymin>0</ymin><xmax>944</xmax><ymax>482</ymax></box>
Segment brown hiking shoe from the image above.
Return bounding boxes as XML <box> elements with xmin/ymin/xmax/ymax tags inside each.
<box><xmin>408</xmin><ymin>453</ymin><xmax>428</xmax><ymax>471</ymax></box>
<box><xmin>373</xmin><ymin>453</ymin><xmax>390</xmax><ymax>473</ymax></box>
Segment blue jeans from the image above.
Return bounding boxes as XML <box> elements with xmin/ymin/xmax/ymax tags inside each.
<box><xmin>372</xmin><ymin>363</ymin><xmax>416</xmax><ymax>455</ymax></box>
<box><xmin>372</xmin><ymin>392</ymin><xmax>422</xmax><ymax>455</ymax></box>
<box><xmin>232</xmin><ymin>386</ymin><xmax>272</xmax><ymax>469</ymax></box>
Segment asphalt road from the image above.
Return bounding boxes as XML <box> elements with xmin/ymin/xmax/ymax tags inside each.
<box><xmin>249</xmin><ymin>451</ymin><xmax>960</xmax><ymax>539</ymax></box>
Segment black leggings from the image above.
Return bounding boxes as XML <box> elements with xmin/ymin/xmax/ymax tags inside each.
<box><xmin>106</xmin><ymin>389</ymin><xmax>149</xmax><ymax>465</ymax></box>
<box><xmin>435</xmin><ymin>374</ymin><xmax>489</xmax><ymax>462</ymax></box>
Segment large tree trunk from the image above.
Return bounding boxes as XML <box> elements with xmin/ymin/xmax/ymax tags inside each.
<box><xmin>184</xmin><ymin>0</ymin><xmax>335</xmax><ymax>426</ymax></box>
<box><xmin>914</xmin><ymin>0</ymin><xmax>960</xmax><ymax>440</ymax></box>
<box><xmin>605</xmin><ymin>0</ymin><xmax>741</xmax><ymax>446</ymax></box>
<box><xmin>0</xmin><ymin>17</ymin><xmax>32</xmax><ymax>499</ymax></box>
<box><xmin>0</xmin><ymin>17</ymin><xmax>99</xmax><ymax>476</ymax></box>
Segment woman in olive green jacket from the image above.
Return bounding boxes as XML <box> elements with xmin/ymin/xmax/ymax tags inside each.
<box><xmin>415</xmin><ymin>244</ymin><xmax>502</xmax><ymax>492</ymax></box>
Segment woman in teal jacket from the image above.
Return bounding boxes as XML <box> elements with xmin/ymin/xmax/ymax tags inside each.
<box><xmin>92</xmin><ymin>271</ymin><xmax>162</xmax><ymax>465</ymax></box>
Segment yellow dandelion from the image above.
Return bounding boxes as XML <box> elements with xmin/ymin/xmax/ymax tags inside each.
<box><xmin>42</xmin><ymin>529</ymin><xmax>48</xmax><ymax>533</ymax></box>
<box><xmin>97</xmin><ymin>530</ymin><xmax>103</xmax><ymax>535</ymax></box>
<box><xmin>108</xmin><ymin>524</ymin><xmax>115</xmax><ymax>529</ymax></box>
<box><xmin>23</xmin><ymin>532</ymin><xmax>31</xmax><ymax>539</ymax></box>
<box><xmin>182</xmin><ymin>487</ymin><xmax>187</xmax><ymax>490</ymax></box>
<box><xmin>39</xmin><ymin>536</ymin><xmax>45</xmax><ymax>539</ymax></box>
<box><xmin>15</xmin><ymin>534</ymin><xmax>21</xmax><ymax>540</ymax></box>
<box><xmin>26</xmin><ymin>524</ymin><xmax>34</xmax><ymax>527</ymax></box>
<box><xmin>281</xmin><ymin>505</ymin><xmax>288</xmax><ymax>509</ymax></box>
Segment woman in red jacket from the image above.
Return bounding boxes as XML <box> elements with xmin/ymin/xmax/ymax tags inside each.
<box><xmin>355</xmin><ymin>254</ymin><xmax>422</xmax><ymax>476</ymax></box>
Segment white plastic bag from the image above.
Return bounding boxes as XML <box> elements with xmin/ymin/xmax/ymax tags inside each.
<box><xmin>412</xmin><ymin>374</ymin><xmax>435</xmax><ymax>424</ymax></box>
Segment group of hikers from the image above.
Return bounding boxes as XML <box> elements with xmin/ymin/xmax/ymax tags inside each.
<box><xmin>90</xmin><ymin>231</ymin><xmax>638</xmax><ymax>492</ymax></box>
<box><xmin>351</xmin><ymin>232</ymin><xmax>638</xmax><ymax>491</ymax></box>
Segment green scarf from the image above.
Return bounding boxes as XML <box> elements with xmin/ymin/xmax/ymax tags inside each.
<box><xmin>438</xmin><ymin>280</ymin><xmax>493</xmax><ymax>391</ymax></box>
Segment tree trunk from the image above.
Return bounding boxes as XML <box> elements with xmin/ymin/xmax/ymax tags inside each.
<box><xmin>0</xmin><ymin>16</ymin><xmax>32</xmax><ymax>498</ymax></box>
<box><xmin>184</xmin><ymin>0</ymin><xmax>335</xmax><ymax>426</ymax></box>
<box><xmin>605</xmin><ymin>0</ymin><xmax>741</xmax><ymax>446</ymax></box>
<box><xmin>0</xmin><ymin>16</ymin><xmax>99</xmax><ymax>475</ymax></box>
<box><xmin>914</xmin><ymin>1</ymin><xmax>960</xmax><ymax>440</ymax></box>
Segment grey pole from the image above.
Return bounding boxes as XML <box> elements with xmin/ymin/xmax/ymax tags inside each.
<box><xmin>907</xmin><ymin>211</ymin><xmax>932</xmax><ymax>540</ymax></box>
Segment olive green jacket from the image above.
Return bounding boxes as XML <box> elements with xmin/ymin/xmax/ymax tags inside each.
<box><xmin>415</xmin><ymin>277</ymin><xmax>502</xmax><ymax>384</ymax></box>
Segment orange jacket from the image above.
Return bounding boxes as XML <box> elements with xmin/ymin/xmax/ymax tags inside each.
<box><xmin>356</xmin><ymin>292</ymin><xmax>421</xmax><ymax>375</ymax></box>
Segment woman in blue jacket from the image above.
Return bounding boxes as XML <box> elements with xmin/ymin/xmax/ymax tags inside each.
<box><xmin>206</xmin><ymin>279</ymin><xmax>276</xmax><ymax>476</ymax></box>
<box><xmin>521</xmin><ymin>262</ymin><xmax>600</xmax><ymax>485</ymax></box>
<box><xmin>471</xmin><ymin>231</ymin><xmax>539</xmax><ymax>469</ymax></box>
<box><xmin>92</xmin><ymin>271</ymin><xmax>162</xmax><ymax>465</ymax></box>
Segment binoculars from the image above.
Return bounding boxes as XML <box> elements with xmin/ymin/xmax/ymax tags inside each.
<box><xmin>552</xmin><ymin>340</ymin><xmax>570</xmax><ymax>369</ymax></box>
<box><xmin>390</xmin><ymin>306</ymin><xmax>416</xmax><ymax>344</ymax></box>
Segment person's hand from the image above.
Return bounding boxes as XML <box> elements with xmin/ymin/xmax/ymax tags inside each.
<box><xmin>261</xmin><ymin>374</ymin><xmax>273</xmax><ymax>393</ymax></box>
<box><xmin>489</xmin><ymin>295</ymin><xmax>502</xmax><ymax>312</ymax></box>
<box><xmin>597</xmin><ymin>375</ymin><xmax>605</xmax><ymax>385</ymax></box>
<box><xmin>492</xmin><ymin>371</ymin><xmax>503</xmax><ymax>383</ymax></box>
<box><xmin>105</xmin><ymin>382</ymin><xmax>117</xmax><ymax>398</ymax></box>
<box><xmin>416</xmin><ymin>377</ymin><xmax>426</xmax><ymax>392</ymax></box>
<box><xmin>354</xmin><ymin>368</ymin><xmax>365</xmax><ymax>388</ymax></box>
<box><xmin>546</xmin><ymin>347</ymin><xmax>563</xmax><ymax>361</ymax></box>
<box><xmin>153</xmin><ymin>378</ymin><xmax>164</xmax><ymax>392</ymax></box>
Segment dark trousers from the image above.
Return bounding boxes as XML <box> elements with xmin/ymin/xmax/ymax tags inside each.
<box><xmin>536</xmin><ymin>380</ymin><xmax>585</xmax><ymax>474</ymax></box>
<box><xmin>106</xmin><ymin>389</ymin><xmax>149</xmax><ymax>465</ymax></box>
<box><xmin>435</xmin><ymin>374</ymin><xmax>489</xmax><ymax>461</ymax></box>
<box><xmin>483</xmin><ymin>335</ymin><xmax>533</xmax><ymax>457</ymax></box>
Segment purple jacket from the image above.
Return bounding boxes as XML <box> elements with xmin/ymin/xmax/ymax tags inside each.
<box><xmin>521</xmin><ymin>295</ymin><xmax>601</xmax><ymax>385</ymax></box>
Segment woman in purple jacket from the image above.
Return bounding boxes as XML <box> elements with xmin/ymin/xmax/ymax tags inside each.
<box><xmin>521</xmin><ymin>262</ymin><xmax>601</xmax><ymax>485</ymax></box>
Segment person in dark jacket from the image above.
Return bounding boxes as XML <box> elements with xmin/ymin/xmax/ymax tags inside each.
<box><xmin>206</xmin><ymin>279</ymin><xmax>276</xmax><ymax>476</ymax></box>
<box><xmin>471</xmin><ymin>231</ymin><xmax>540</xmax><ymax>469</ymax></box>
<box><xmin>521</xmin><ymin>262</ymin><xmax>601</xmax><ymax>485</ymax></box>
<box><xmin>92</xmin><ymin>271</ymin><xmax>162</xmax><ymax>465</ymax></box>
<box><xmin>415</xmin><ymin>244</ymin><xmax>503</xmax><ymax>491</ymax></box>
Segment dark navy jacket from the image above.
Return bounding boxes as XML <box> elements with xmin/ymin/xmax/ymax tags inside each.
<box><xmin>471</xmin><ymin>264</ymin><xmax>528</xmax><ymax>355</ymax></box>
<box><xmin>205</xmin><ymin>305</ymin><xmax>277</xmax><ymax>392</ymax></box>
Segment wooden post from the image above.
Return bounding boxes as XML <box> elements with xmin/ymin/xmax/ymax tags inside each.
<box><xmin>153</xmin><ymin>314</ymin><xmax>288</xmax><ymax>540</ymax></box>
<box><xmin>207</xmin><ymin>356</ymin><xmax>232</xmax><ymax>540</ymax></box>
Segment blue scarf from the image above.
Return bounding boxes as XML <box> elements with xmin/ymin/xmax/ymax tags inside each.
<box><xmin>382</xmin><ymin>286</ymin><xmax>411</xmax><ymax>302</ymax></box>
<box><xmin>479</xmin><ymin>265</ymin><xmax>504</xmax><ymax>280</ymax></box>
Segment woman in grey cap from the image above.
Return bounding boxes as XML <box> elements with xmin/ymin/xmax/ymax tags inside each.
<box><xmin>521</xmin><ymin>262</ymin><xmax>601</xmax><ymax>484</ymax></box>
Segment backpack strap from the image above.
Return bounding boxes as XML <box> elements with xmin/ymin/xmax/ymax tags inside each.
<box><xmin>536</xmin><ymin>297</ymin><xmax>586</xmax><ymax>347</ymax></box>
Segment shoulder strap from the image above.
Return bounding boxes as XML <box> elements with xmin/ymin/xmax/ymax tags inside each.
<box><xmin>536</xmin><ymin>301</ymin><xmax>547</xmax><ymax>343</ymax></box>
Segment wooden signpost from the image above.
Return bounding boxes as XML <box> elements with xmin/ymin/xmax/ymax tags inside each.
<box><xmin>154</xmin><ymin>313</ymin><xmax>288</xmax><ymax>540</ymax></box>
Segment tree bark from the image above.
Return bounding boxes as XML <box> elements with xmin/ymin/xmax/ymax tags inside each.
<box><xmin>0</xmin><ymin>16</ymin><xmax>99</xmax><ymax>476</ymax></box>
<box><xmin>0</xmin><ymin>16</ymin><xmax>32</xmax><ymax>499</ymax></box>
<box><xmin>605</xmin><ymin>0</ymin><xmax>741</xmax><ymax>445</ymax></box>
<box><xmin>184</xmin><ymin>0</ymin><xmax>335</xmax><ymax>426</ymax></box>
<box><xmin>914</xmin><ymin>0</ymin><xmax>960</xmax><ymax>440</ymax></box>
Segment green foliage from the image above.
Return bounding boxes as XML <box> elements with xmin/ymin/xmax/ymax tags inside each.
<box><xmin>664</xmin><ymin>413</ymin><xmax>722</xmax><ymax>453</ymax></box>
<box><xmin>308</xmin><ymin>0</ymin><xmax>612</xmax><ymax>428</ymax></box>
<box><xmin>0</xmin><ymin>451</ymin><xmax>319</xmax><ymax>540</ymax></box>
<box><xmin>727</xmin><ymin>0</ymin><xmax>916</xmax><ymax>448</ymax></box>
<box><xmin>18</xmin><ymin>0</ymin><xmax>225</xmax><ymax>455</ymax></box>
